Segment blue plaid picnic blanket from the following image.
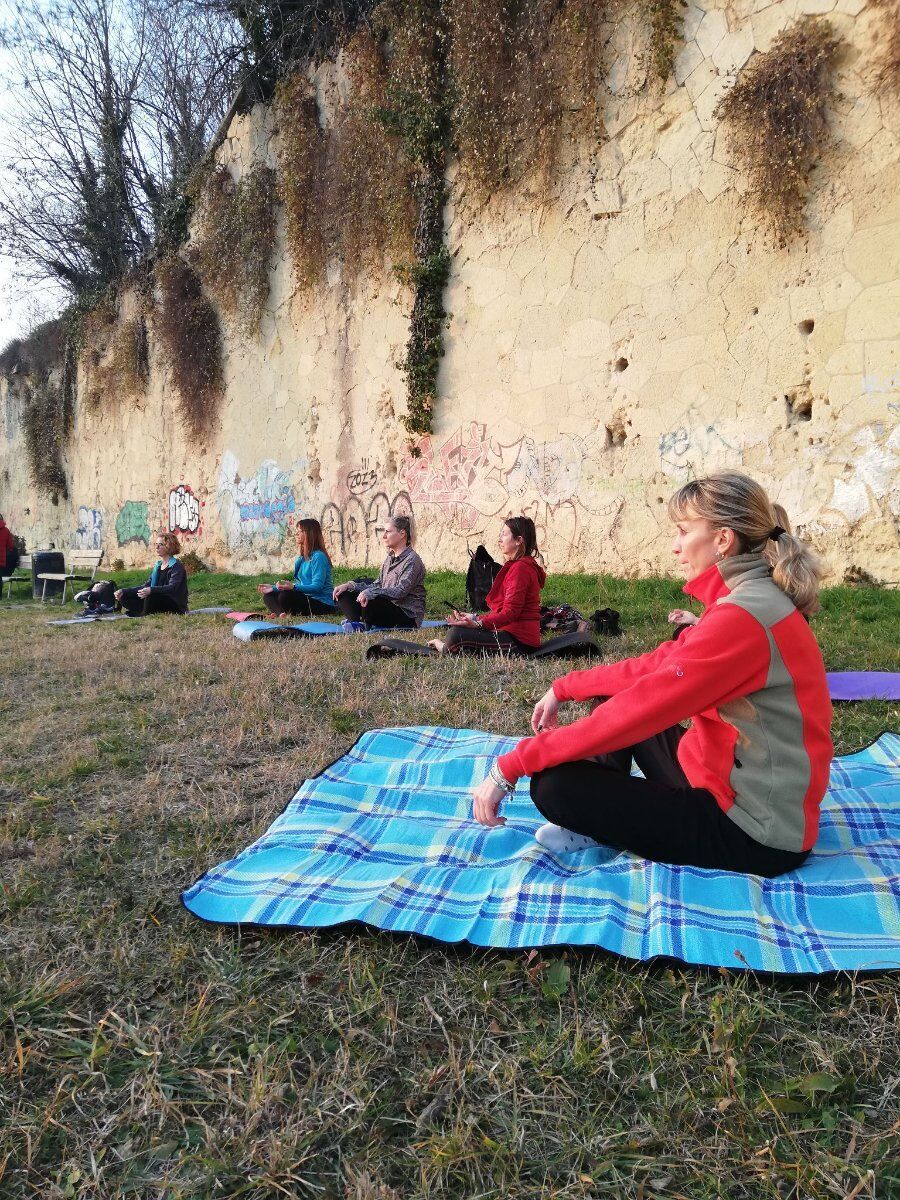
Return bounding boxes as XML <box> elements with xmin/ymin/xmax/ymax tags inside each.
<box><xmin>182</xmin><ymin>727</ymin><xmax>900</xmax><ymax>973</ymax></box>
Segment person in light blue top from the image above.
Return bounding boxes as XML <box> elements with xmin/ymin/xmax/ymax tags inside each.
<box><xmin>258</xmin><ymin>518</ymin><xmax>337</xmax><ymax>617</ymax></box>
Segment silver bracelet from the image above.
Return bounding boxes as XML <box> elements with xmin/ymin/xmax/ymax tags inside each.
<box><xmin>489</xmin><ymin>762</ymin><xmax>516</xmax><ymax>793</ymax></box>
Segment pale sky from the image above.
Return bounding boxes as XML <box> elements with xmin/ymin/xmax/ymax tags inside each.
<box><xmin>0</xmin><ymin>40</ymin><xmax>66</xmax><ymax>349</ymax></box>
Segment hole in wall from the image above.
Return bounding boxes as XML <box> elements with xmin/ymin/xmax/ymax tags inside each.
<box><xmin>613</xmin><ymin>357</ymin><xmax>629</xmax><ymax>372</ymax></box>
<box><xmin>605</xmin><ymin>410</ymin><xmax>629</xmax><ymax>446</ymax></box>
<box><xmin>751</xmin><ymin>306</ymin><xmax>759</xmax><ymax>316</ymax></box>
<box><xmin>798</xmin><ymin>318</ymin><xmax>815</xmax><ymax>336</ymax></box>
<box><xmin>785</xmin><ymin>390</ymin><xmax>813</xmax><ymax>425</ymax></box>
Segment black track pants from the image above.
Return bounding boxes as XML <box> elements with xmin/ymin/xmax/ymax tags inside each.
<box><xmin>335</xmin><ymin>591</ymin><xmax>416</xmax><ymax>630</ymax></box>
<box><xmin>442</xmin><ymin>626</ymin><xmax>531</xmax><ymax>656</ymax></box>
<box><xmin>118</xmin><ymin>587</ymin><xmax>182</xmax><ymax>617</ymax></box>
<box><xmin>530</xmin><ymin>725</ymin><xmax>809</xmax><ymax>877</ymax></box>
<box><xmin>262</xmin><ymin>590</ymin><xmax>336</xmax><ymax>617</ymax></box>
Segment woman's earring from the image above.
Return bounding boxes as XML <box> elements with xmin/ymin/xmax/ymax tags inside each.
<box><xmin>715</xmin><ymin>550</ymin><xmax>724</xmax><ymax>562</ymax></box>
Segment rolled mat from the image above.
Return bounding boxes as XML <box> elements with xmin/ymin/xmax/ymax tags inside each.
<box><xmin>182</xmin><ymin>726</ymin><xmax>900</xmax><ymax>973</ymax></box>
<box><xmin>827</xmin><ymin>672</ymin><xmax>900</xmax><ymax>701</ymax></box>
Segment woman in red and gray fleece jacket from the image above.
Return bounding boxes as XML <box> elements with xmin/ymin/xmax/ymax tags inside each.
<box><xmin>471</xmin><ymin>473</ymin><xmax>833</xmax><ymax>878</ymax></box>
<box><xmin>431</xmin><ymin>516</ymin><xmax>545</xmax><ymax>656</ymax></box>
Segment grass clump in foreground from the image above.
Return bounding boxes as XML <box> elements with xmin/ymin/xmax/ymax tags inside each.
<box><xmin>1</xmin><ymin>572</ymin><xmax>898</xmax><ymax>1198</ymax></box>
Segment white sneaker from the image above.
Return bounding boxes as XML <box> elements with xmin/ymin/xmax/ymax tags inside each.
<box><xmin>535</xmin><ymin>823</ymin><xmax>600</xmax><ymax>854</ymax></box>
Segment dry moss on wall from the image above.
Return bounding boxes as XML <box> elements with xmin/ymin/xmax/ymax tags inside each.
<box><xmin>715</xmin><ymin>19</ymin><xmax>841</xmax><ymax>246</ymax></box>
<box><xmin>191</xmin><ymin>163</ymin><xmax>278</xmax><ymax>335</ymax></box>
<box><xmin>871</xmin><ymin>0</ymin><xmax>900</xmax><ymax>96</ymax></box>
<box><xmin>154</xmin><ymin>255</ymin><xmax>224</xmax><ymax>440</ymax></box>
<box><xmin>274</xmin><ymin>24</ymin><xmax>418</xmax><ymax>293</ymax></box>
<box><xmin>80</xmin><ymin>295</ymin><xmax>150</xmax><ymax>409</ymax></box>
<box><xmin>446</xmin><ymin>0</ymin><xmax>610</xmax><ymax>205</ymax></box>
<box><xmin>1</xmin><ymin>319</ymin><xmax>72</xmax><ymax>500</ymax></box>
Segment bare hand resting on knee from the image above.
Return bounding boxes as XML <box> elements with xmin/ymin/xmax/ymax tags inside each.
<box><xmin>531</xmin><ymin>688</ymin><xmax>561</xmax><ymax>734</ymax></box>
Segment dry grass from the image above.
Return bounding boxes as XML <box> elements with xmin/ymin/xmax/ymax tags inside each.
<box><xmin>1</xmin><ymin>575</ymin><xmax>898</xmax><ymax>1198</ymax></box>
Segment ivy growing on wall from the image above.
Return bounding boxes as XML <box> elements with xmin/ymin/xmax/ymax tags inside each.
<box><xmin>198</xmin><ymin>0</ymin><xmax>688</xmax><ymax>442</ymax></box>
<box><xmin>643</xmin><ymin>0</ymin><xmax>688</xmax><ymax>85</ymax></box>
<box><xmin>191</xmin><ymin>163</ymin><xmax>278</xmax><ymax>334</ymax></box>
<box><xmin>372</xmin><ymin>0</ymin><xmax>449</xmax><ymax>441</ymax></box>
<box><xmin>715</xmin><ymin>19</ymin><xmax>840</xmax><ymax>246</ymax></box>
<box><xmin>154</xmin><ymin>255</ymin><xmax>225</xmax><ymax>439</ymax></box>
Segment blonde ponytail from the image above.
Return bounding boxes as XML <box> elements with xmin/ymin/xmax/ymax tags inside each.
<box><xmin>668</xmin><ymin>472</ymin><xmax>825</xmax><ymax>615</ymax></box>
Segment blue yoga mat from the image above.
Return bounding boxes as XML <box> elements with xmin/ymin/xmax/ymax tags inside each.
<box><xmin>183</xmin><ymin>727</ymin><xmax>900</xmax><ymax>972</ymax></box>
<box><xmin>233</xmin><ymin>619</ymin><xmax>446</xmax><ymax>641</ymax></box>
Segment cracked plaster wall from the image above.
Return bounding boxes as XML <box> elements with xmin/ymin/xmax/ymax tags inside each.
<box><xmin>1</xmin><ymin>0</ymin><xmax>898</xmax><ymax>582</ymax></box>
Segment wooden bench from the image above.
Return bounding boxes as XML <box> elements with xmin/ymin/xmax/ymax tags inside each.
<box><xmin>2</xmin><ymin>553</ymin><xmax>32</xmax><ymax>599</ymax></box>
<box><xmin>37</xmin><ymin>550</ymin><xmax>104</xmax><ymax>604</ymax></box>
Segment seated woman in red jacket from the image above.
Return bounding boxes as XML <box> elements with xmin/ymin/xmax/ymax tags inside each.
<box><xmin>470</xmin><ymin>472</ymin><xmax>833</xmax><ymax>878</ymax></box>
<box><xmin>430</xmin><ymin>516</ymin><xmax>545</xmax><ymax>656</ymax></box>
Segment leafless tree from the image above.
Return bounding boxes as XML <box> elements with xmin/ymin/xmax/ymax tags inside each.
<box><xmin>0</xmin><ymin>0</ymin><xmax>240</xmax><ymax>299</ymax></box>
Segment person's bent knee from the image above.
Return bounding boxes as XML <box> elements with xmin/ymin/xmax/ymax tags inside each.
<box><xmin>530</xmin><ymin>769</ymin><xmax>565</xmax><ymax>823</ymax></box>
<box><xmin>442</xmin><ymin>626</ymin><xmax>465</xmax><ymax>654</ymax></box>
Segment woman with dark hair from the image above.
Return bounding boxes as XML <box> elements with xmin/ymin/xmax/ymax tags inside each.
<box><xmin>257</xmin><ymin>518</ymin><xmax>337</xmax><ymax>617</ymax></box>
<box><xmin>114</xmin><ymin>532</ymin><xmax>189</xmax><ymax>616</ymax></box>
<box><xmin>430</xmin><ymin>516</ymin><xmax>545</xmax><ymax>656</ymax></box>
<box><xmin>471</xmin><ymin>472</ymin><xmax>832</xmax><ymax>878</ymax></box>
<box><xmin>333</xmin><ymin>514</ymin><xmax>426</xmax><ymax>630</ymax></box>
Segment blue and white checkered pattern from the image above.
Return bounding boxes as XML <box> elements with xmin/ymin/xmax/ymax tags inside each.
<box><xmin>182</xmin><ymin>727</ymin><xmax>900</xmax><ymax>972</ymax></box>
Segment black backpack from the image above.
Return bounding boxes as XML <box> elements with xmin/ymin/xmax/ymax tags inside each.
<box><xmin>465</xmin><ymin>544</ymin><xmax>502</xmax><ymax>611</ymax></box>
<box><xmin>591</xmin><ymin>608</ymin><xmax>622</xmax><ymax>637</ymax></box>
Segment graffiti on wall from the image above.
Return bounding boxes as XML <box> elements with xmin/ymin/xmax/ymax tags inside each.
<box><xmin>321</xmin><ymin>491</ymin><xmax>414</xmax><ymax>564</ymax></box>
<box><xmin>74</xmin><ymin>505</ymin><xmax>103</xmax><ymax>550</ymax></box>
<box><xmin>168</xmin><ymin>483</ymin><xmax>202</xmax><ymax>536</ymax></box>
<box><xmin>217</xmin><ymin>450</ymin><xmax>306</xmax><ymax>552</ymax></box>
<box><xmin>115</xmin><ymin>500</ymin><xmax>150</xmax><ymax>547</ymax></box>
<box><xmin>658</xmin><ymin>416</ymin><xmax>742</xmax><ymax>482</ymax></box>
<box><xmin>346</xmin><ymin>460</ymin><xmax>378</xmax><ymax>496</ymax></box>
<box><xmin>396</xmin><ymin>422</ymin><xmax>624</xmax><ymax>566</ymax></box>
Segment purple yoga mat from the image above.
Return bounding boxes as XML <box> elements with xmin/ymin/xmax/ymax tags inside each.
<box><xmin>827</xmin><ymin>672</ymin><xmax>900</xmax><ymax>701</ymax></box>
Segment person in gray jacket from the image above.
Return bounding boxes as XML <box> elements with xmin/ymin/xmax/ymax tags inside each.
<box><xmin>333</xmin><ymin>515</ymin><xmax>426</xmax><ymax>629</ymax></box>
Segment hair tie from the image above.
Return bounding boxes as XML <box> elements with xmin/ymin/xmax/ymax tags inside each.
<box><xmin>769</xmin><ymin>525</ymin><xmax>786</xmax><ymax>542</ymax></box>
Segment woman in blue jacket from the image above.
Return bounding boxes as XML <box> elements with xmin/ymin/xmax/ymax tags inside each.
<box><xmin>258</xmin><ymin>518</ymin><xmax>337</xmax><ymax>617</ymax></box>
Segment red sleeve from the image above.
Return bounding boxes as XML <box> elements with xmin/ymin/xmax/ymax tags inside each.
<box><xmin>551</xmin><ymin>633</ymin><xmax>685</xmax><ymax>702</ymax></box>
<box><xmin>498</xmin><ymin>604</ymin><xmax>770</xmax><ymax>781</ymax></box>
<box><xmin>480</xmin><ymin>562</ymin><xmax>531</xmax><ymax>631</ymax></box>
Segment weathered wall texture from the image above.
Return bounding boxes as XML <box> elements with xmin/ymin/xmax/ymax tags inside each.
<box><xmin>2</xmin><ymin>0</ymin><xmax>898</xmax><ymax>582</ymax></box>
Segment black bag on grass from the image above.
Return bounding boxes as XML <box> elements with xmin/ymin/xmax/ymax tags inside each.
<box><xmin>539</xmin><ymin>604</ymin><xmax>587</xmax><ymax>634</ymax></box>
<box><xmin>465</xmin><ymin>545</ymin><xmax>501</xmax><ymax>611</ymax></box>
<box><xmin>592</xmin><ymin>608</ymin><xmax>621</xmax><ymax>637</ymax></box>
